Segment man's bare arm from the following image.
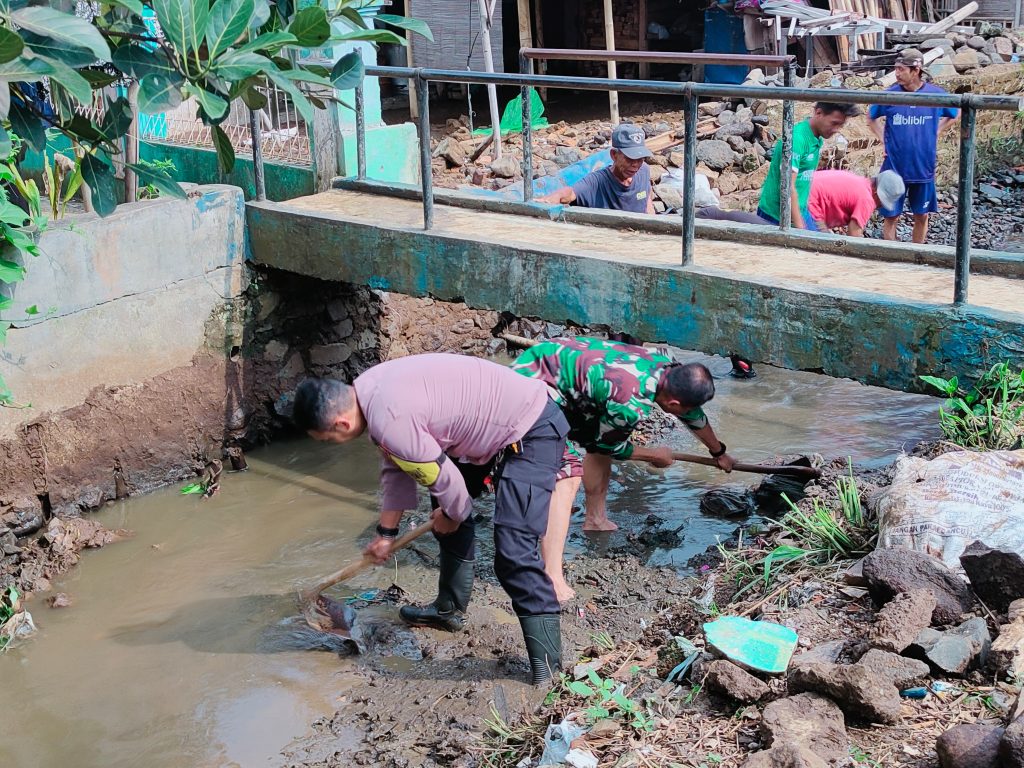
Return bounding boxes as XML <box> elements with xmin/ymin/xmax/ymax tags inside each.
<box><xmin>867</xmin><ymin>115</ymin><xmax>885</xmax><ymax>143</ymax></box>
<box><xmin>538</xmin><ymin>186</ymin><xmax>576</xmax><ymax>204</ymax></box>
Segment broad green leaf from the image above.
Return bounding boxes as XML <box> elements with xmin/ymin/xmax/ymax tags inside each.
<box><xmin>0</xmin><ymin>198</ymin><xmax>27</xmax><ymax>226</ymax></box>
<box><xmin>567</xmin><ymin>681</ymin><xmax>594</xmax><ymax>697</ymax></box>
<box><xmin>0</xmin><ymin>258</ymin><xmax>25</xmax><ymax>283</ymax></box>
<box><xmin>0</xmin><ymin>25</ymin><xmax>24</xmax><ymax>64</ymax></box>
<box><xmin>184</xmin><ymin>82</ymin><xmax>229</xmax><ymax>120</ymax></box>
<box><xmin>9</xmin><ymin>102</ymin><xmax>45</xmax><ymax>151</ymax></box>
<box><xmin>154</xmin><ymin>0</ymin><xmax>193</xmax><ymax>54</ymax></box>
<box><xmin>0</xmin><ymin>296</ymin><xmax>11</xmax><ymax>311</ymax></box>
<box><xmin>63</xmin><ymin>165</ymin><xmax>84</xmax><ymax>204</ymax></box>
<box><xmin>81</xmin><ymin>155</ymin><xmax>119</xmax><ymax>217</ymax></box>
<box><xmin>23</xmin><ymin>32</ymin><xmax>98</xmax><ymax>68</ymax></box>
<box><xmin>128</xmin><ymin>162</ymin><xmax>186</xmax><ymax>199</ymax></box>
<box><xmin>24</xmin><ymin>304</ymin><xmax>37</xmax><ymax>315</ymax></box>
<box><xmin>265</xmin><ymin>69</ymin><xmax>312</xmax><ymax>122</ymax></box>
<box><xmin>0</xmin><ymin>55</ymin><xmax>55</xmax><ymax>83</ymax></box>
<box><xmin>0</xmin><ymin>124</ymin><xmax>10</xmax><ymax>160</ymax></box>
<box><xmin>920</xmin><ymin>375</ymin><xmax>954</xmax><ymax>395</ymax></box>
<box><xmin>250</xmin><ymin>0</ymin><xmax>271</xmax><ymax>28</ymax></box>
<box><xmin>239</xmin><ymin>82</ymin><xmax>267</xmax><ymax>110</ymax></box>
<box><xmin>39</xmin><ymin>57</ymin><xmax>92</xmax><ymax>104</ymax></box>
<box><xmin>113</xmin><ymin>43</ymin><xmax>177</xmax><ymax>80</ymax></box>
<box><xmin>330</xmin><ymin>51</ymin><xmax>363</xmax><ymax>90</ymax></box>
<box><xmin>100</xmin><ymin>96</ymin><xmax>135</xmax><ymax>140</ymax></box>
<box><xmin>274</xmin><ymin>0</ymin><xmax>294</xmax><ymax>24</ymax></box>
<box><xmin>108</xmin><ymin>0</ymin><xmax>145</xmax><ymax>13</ymax></box>
<box><xmin>211</xmin><ymin>124</ymin><xmax>235</xmax><ymax>172</ymax></box>
<box><xmin>375</xmin><ymin>14</ymin><xmax>433</xmax><ymax>42</ymax></box>
<box><xmin>288</xmin><ymin>6</ymin><xmax>330</xmax><ymax>47</ymax></box>
<box><xmin>331</xmin><ymin>29</ymin><xmax>404</xmax><ymax>45</ymax></box>
<box><xmin>80</xmin><ymin>68</ymin><xmax>121</xmax><ymax>88</ymax></box>
<box><xmin>138</xmin><ymin>71</ymin><xmax>185</xmax><ymax>114</ymax></box>
<box><xmin>231</xmin><ymin>30</ymin><xmax>297</xmax><ymax>55</ymax></box>
<box><xmin>206</xmin><ymin>0</ymin><xmax>255</xmax><ymax>59</ymax></box>
<box><xmin>213</xmin><ymin>50</ymin><xmax>270</xmax><ymax>80</ymax></box>
<box><xmin>336</xmin><ymin>6</ymin><xmax>367</xmax><ymax>29</ymax></box>
<box><xmin>278</xmin><ymin>67</ymin><xmax>331</xmax><ymax>87</ymax></box>
<box><xmin>11</xmin><ymin>6</ymin><xmax>111</xmax><ymax>61</ymax></box>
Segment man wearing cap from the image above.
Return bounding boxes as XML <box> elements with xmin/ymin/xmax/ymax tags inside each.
<box><xmin>806</xmin><ymin>169</ymin><xmax>905</xmax><ymax>236</ymax></box>
<box><xmin>539</xmin><ymin>123</ymin><xmax>655</xmax><ymax>214</ymax></box>
<box><xmin>867</xmin><ymin>48</ymin><xmax>959</xmax><ymax>244</ymax></box>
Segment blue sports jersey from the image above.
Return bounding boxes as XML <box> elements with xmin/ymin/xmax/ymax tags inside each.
<box><xmin>868</xmin><ymin>83</ymin><xmax>958</xmax><ymax>184</ymax></box>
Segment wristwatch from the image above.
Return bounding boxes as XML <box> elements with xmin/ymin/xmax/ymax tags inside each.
<box><xmin>376</xmin><ymin>523</ymin><xmax>399</xmax><ymax>539</ymax></box>
<box><xmin>709</xmin><ymin>442</ymin><xmax>727</xmax><ymax>458</ymax></box>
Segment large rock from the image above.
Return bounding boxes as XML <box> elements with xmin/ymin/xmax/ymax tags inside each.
<box><xmin>869</xmin><ymin>589</ymin><xmax>938</xmax><ymax>652</ymax></box>
<box><xmin>714</xmin><ymin>121</ymin><xmax>755</xmax><ymax>142</ymax></box>
<box><xmin>960</xmin><ymin>540</ymin><xmax>1024</xmax><ymax>614</ymax></box>
<box><xmin>936</xmin><ymin>724</ymin><xmax>1004</xmax><ymax>768</ymax></box>
<box><xmin>931</xmin><ymin>54</ymin><xmax>958</xmax><ymax>79</ymax></box>
<box><xmin>967</xmin><ymin>35</ymin><xmax>988</xmax><ymax>50</ymax></box>
<box><xmin>855</xmin><ymin>649</ymin><xmax>930</xmax><ymax>689</ymax></box>
<box><xmin>921</xmin><ymin>37</ymin><xmax>954</xmax><ymax>50</ymax></box>
<box><xmin>653</xmin><ymin>183</ymin><xmax>683</xmax><ymax>211</ymax></box>
<box><xmin>553</xmin><ymin>146</ymin><xmax>582</xmax><ymax>167</ymax></box>
<box><xmin>751</xmin><ymin>693</ymin><xmax>849</xmax><ymax>767</ymax></box>
<box><xmin>704</xmin><ymin>660</ymin><xmax>769</xmax><ymax>703</ymax></box>
<box><xmin>309</xmin><ymin>342</ymin><xmax>353</xmax><ymax>367</ymax></box>
<box><xmin>717</xmin><ymin>109</ymin><xmax>737</xmax><ymax>126</ymax></box>
<box><xmin>1001</xmin><ymin>716</ymin><xmax>1024</xmax><ymax>767</ymax></box>
<box><xmin>953</xmin><ymin>48</ymin><xmax>982</xmax><ymax>73</ymax></box>
<box><xmin>489</xmin><ymin>155</ymin><xmax>520</xmax><ymax>179</ymax></box>
<box><xmin>699</xmin><ymin>101</ymin><xmax>725</xmax><ymax>117</ymax></box>
<box><xmin>990</xmin><ymin>601</ymin><xmax>1024</xmax><ymax>680</ymax></box>
<box><xmin>862</xmin><ymin>548</ymin><xmax>974</xmax><ymax>625</ymax></box>
<box><xmin>909</xmin><ymin>617</ymin><xmax>991</xmax><ymax>676</ymax></box>
<box><xmin>696</xmin><ymin>140</ymin><xmax>737</xmax><ymax>171</ymax></box>
<box><xmin>432</xmin><ymin>137</ymin><xmax>467</xmax><ymax>167</ymax></box>
<box><xmin>787</xmin><ymin>661</ymin><xmax>903</xmax><ymax>724</ymax></box>
<box><xmin>994</xmin><ymin>37</ymin><xmax>1015</xmax><ymax>57</ymax></box>
<box><xmin>717</xmin><ymin>171</ymin><xmax>740</xmax><ymax>196</ymax></box>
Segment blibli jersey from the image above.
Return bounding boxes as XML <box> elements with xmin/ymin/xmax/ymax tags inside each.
<box><xmin>868</xmin><ymin>83</ymin><xmax>958</xmax><ymax>184</ymax></box>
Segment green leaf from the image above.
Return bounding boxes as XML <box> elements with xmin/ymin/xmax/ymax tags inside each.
<box><xmin>211</xmin><ymin>124</ymin><xmax>235</xmax><ymax>172</ymax></box>
<box><xmin>567</xmin><ymin>681</ymin><xmax>594</xmax><ymax>697</ymax></box>
<box><xmin>24</xmin><ymin>304</ymin><xmax>37</xmax><ymax>315</ymax></box>
<box><xmin>250</xmin><ymin>0</ymin><xmax>271</xmax><ymax>28</ymax></box>
<box><xmin>0</xmin><ymin>25</ymin><xmax>24</xmax><ymax>64</ymax></box>
<box><xmin>336</xmin><ymin>6</ymin><xmax>367</xmax><ymax>29</ymax></box>
<box><xmin>213</xmin><ymin>50</ymin><xmax>270</xmax><ymax>80</ymax></box>
<box><xmin>375</xmin><ymin>14</ymin><xmax>433</xmax><ymax>42</ymax></box>
<box><xmin>586</xmin><ymin>669</ymin><xmax>604</xmax><ymax>686</ymax></box>
<box><xmin>265</xmin><ymin>68</ymin><xmax>312</xmax><ymax>122</ymax></box>
<box><xmin>113</xmin><ymin>43</ymin><xmax>177</xmax><ymax>80</ymax></box>
<box><xmin>0</xmin><ymin>197</ymin><xmax>28</xmax><ymax>226</ymax></box>
<box><xmin>288</xmin><ymin>6</ymin><xmax>330</xmax><ymax>47</ymax></box>
<box><xmin>138</xmin><ymin>71</ymin><xmax>185</xmax><ymax>114</ymax></box>
<box><xmin>206</xmin><ymin>0</ymin><xmax>256</xmax><ymax>59</ymax></box>
<box><xmin>0</xmin><ymin>258</ymin><xmax>25</xmax><ymax>283</ymax></box>
<box><xmin>80</xmin><ymin>68</ymin><xmax>121</xmax><ymax>88</ymax></box>
<box><xmin>9</xmin><ymin>102</ymin><xmax>45</xmax><ymax>152</ymax></box>
<box><xmin>184</xmin><ymin>82</ymin><xmax>229</xmax><ymax>121</ymax></box>
<box><xmin>81</xmin><ymin>155</ymin><xmax>119</xmax><ymax>217</ymax></box>
<box><xmin>180</xmin><ymin>482</ymin><xmax>205</xmax><ymax>494</ymax></box>
<box><xmin>100</xmin><ymin>96</ymin><xmax>135</xmax><ymax>141</ymax></box>
<box><xmin>331</xmin><ymin>29</ymin><xmax>405</xmax><ymax>45</ymax></box>
<box><xmin>239</xmin><ymin>80</ymin><xmax>267</xmax><ymax>110</ymax></box>
<box><xmin>128</xmin><ymin>162</ymin><xmax>186</xmax><ymax>199</ymax></box>
<box><xmin>11</xmin><ymin>6</ymin><xmax>111</xmax><ymax>61</ymax></box>
<box><xmin>39</xmin><ymin>57</ymin><xmax>93</xmax><ymax>105</ymax></box>
<box><xmin>278</xmin><ymin>66</ymin><xmax>331</xmax><ymax>86</ymax></box>
<box><xmin>0</xmin><ymin>55</ymin><xmax>56</xmax><ymax>83</ymax></box>
<box><xmin>154</xmin><ymin>0</ymin><xmax>200</xmax><ymax>54</ymax></box>
<box><xmin>0</xmin><ymin>124</ymin><xmax>10</xmax><ymax>160</ymax></box>
<box><xmin>23</xmin><ymin>32</ymin><xmax>98</xmax><ymax>68</ymax></box>
<box><xmin>330</xmin><ymin>51</ymin><xmax>364</xmax><ymax>90</ymax></box>
<box><xmin>919</xmin><ymin>375</ymin><xmax>954</xmax><ymax>395</ymax></box>
<box><xmin>109</xmin><ymin>0</ymin><xmax>146</xmax><ymax>12</ymax></box>
<box><xmin>231</xmin><ymin>30</ymin><xmax>297</xmax><ymax>55</ymax></box>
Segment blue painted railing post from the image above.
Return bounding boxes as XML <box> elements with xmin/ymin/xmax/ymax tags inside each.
<box><xmin>682</xmin><ymin>86</ymin><xmax>697</xmax><ymax>266</ymax></box>
<box><xmin>954</xmin><ymin>100</ymin><xmax>976</xmax><ymax>305</ymax></box>
<box><xmin>355</xmin><ymin>82</ymin><xmax>367</xmax><ymax>180</ymax></box>
<box><xmin>778</xmin><ymin>63</ymin><xmax>795</xmax><ymax>231</ymax></box>
<box><xmin>416</xmin><ymin>71</ymin><xmax>433</xmax><ymax>230</ymax></box>
<box><xmin>249</xmin><ymin>107</ymin><xmax>266</xmax><ymax>201</ymax></box>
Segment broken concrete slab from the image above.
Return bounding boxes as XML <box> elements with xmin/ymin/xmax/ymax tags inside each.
<box><xmin>1001</xmin><ymin>715</ymin><xmax>1024</xmax><ymax>767</ymax></box>
<box><xmin>936</xmin><ymin>723</ymin><xmax>1005</xmax><ymax>768</ymax></box>
<box><xmin>787</xmin><ymin>661</ymin><xmax>903</xmax><ymax>724</ymax></box>
<box><xmin>869</xmin><ymin>589</ymin><xmax>938</xmax><ymax>653</ymax></box>
<box><xmin>960</xmin><ymin>540</ymin><xmax>1024</xmax><ymax>614</ymax></box>
<box><xmin>704</xmin><ymin>660</ymin><xmax>770</xmax><ymax>703</ymax></box>
<box><xmin>910</xmin><ymin>617</ymin><xmax>991</xmax><ymax>676</ymax></box>
<box><xmin>862</xmin><ymin>548</ymin><xmax>974</xmax><ymax>626</ymax></box>
<box><xmin>752</xmin><ymin>693</ymin><xmax>849</xmax><ymax>767</ymax></box>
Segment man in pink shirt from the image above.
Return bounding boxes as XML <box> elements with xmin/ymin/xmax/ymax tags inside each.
<box><xmin>293</xmin><ymin>354</ymin><xmax>570</xmax><ymax>684</ymax></box>
<box><xmin>806</xmin><ymin>169</ymin><xmax>904</xmax><ymax>236</ymax></box>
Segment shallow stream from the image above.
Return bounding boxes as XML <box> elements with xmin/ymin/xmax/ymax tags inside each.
<box><xmin>0</xmin><ymin>357</ymin><xmax>940</xmax><ymax>768</ymax></box>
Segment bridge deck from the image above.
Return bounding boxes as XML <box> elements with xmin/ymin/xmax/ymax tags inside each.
<box><xmin>282</xmin><ymin>190</ymin><xmax>1021</xmax><ymax>313</ymax></box>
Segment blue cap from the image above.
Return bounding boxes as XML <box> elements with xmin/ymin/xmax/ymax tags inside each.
<box><xmin>611</xmin><ymin>123</ymin><xmax>653</xmax><ymax>159</ymax></box>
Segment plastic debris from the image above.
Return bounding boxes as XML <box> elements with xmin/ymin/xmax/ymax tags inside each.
<box><xmin>900</xmin><ymin>687</ymin><xmax>928</xmax><ymax>699</ymax></box>
<box><xmin>666</xmin><ymin>651</ymin><xmax>700</xmax><ymax>683</ymax></box>
<box><xmin>538</xmin><ymin>719</ymin><xmax>586</xmax><ymax>766</ymax></box>
<box><xmin>565</xmin><ymin>749</ymin><xmax>598</xmax><ymax>768</ymax></box>
<box><xmin>0</xmin><ymin>585</ymin><xmax>37</xmax><ymax>651</ymax></box>
<box><xmin>931</xmin><ymin>681</ymin><xmax>958</xmax><ymax>693</ymax></box>
<box><xmin>703</xmin><ymin>616</ymin><xmax>798</xmax><ymax>675</ymax></box>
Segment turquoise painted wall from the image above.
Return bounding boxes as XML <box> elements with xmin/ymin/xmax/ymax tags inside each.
<box><xmin>338</xmin><ymin>123</ymin><xmax>420</xmax><ymax>185</ymax></box>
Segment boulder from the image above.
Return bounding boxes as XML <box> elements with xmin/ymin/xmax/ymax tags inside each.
<box><xmin>717</xmin><ymin>109</ymin><xmax>737</xmax><ymax>126</ymax></box>
<box><xmin>862</xmin><ymin>548</ymin><xmax>974</xmax><ymax>625</ymax></box>
<box><xmin>553</xmin><ymin>146</ymin><xmax>582</xmax><ymax>167</ymax></box>
<box><xmin>704</xmin><ymin>660</ymin><xmax>770</xmax><ymax>703</ymax></box>
<box><xmin>743</xmin><ymin>743</ymin><xmax>829</xmax><ymax>767</ymax></box>
<box><xmin>855</xmin><ymin>649</ymin><xmax>930</xmax><ymax>689</ymax></box>
<box><xmin>921</xmin><ymin>37</ymin><xmax>954</xmax><ymax>50</ymax></box>
<box><xmin>726</xmin><ymin>135</ymin><xmax>747</xmax><ymax>152</ymax></box>
<box><xmin>696</xmin><ymin>162</ymin><xmax>719</xmax><ymax>181</ymax></box>
<box><xmin>909</xmin><ymin>617</ymin><xmax>991</xmax><ymax>676</ymax></box>
<box><xmin>489</xmin><ymin>155</ymin><xmax>520</xmax><ymax>179</ymax></box>
<box><xmin>696</xmin><ymin>140</ymin><xmax>737</xmax><ymax>171</ymax></box>
<box><xmin>975</xmin><ymin>51</ymin><xmax>992</xmax><ymax>67</ymax></box>
<box><xmin>753</xmin><ymin>693</ymin><xmax>849</xmax><ymax>767</ymax></box>
<box><xmin>869</xmin><ymin>589</ymin><xmax>938</xmax><ymax>653</ymax></box>
<box><xmin>654</xmin><ymin>183</ymin><xmax>683</xmax><ymax>211</ymax></box>
<box><xmin>967</xmin><ymin>35</ymin><xmax>988</xmax><ymax>50</ymax></box>
<box><xmin>936</xmin><ymin>724</ymin><xmax>1004</xmax><ymax>768</ymax></box>
<box><xmin>994</xmin><ymin>37</ymin><xmax>1015</xmax><ymax>57</ymax></box>
<box><xmin>790</xmin><ymin>640</ymin><xmax>847</xmax><ymax>670</ymax></box>
<box><xmin>990</xmin><ymin>601</ymin><xmax>1024</xmax><ymax>680</ymax></box>
<box><xmin>668</xmin><ymin>151</ymin><xmax>685</xmax><ymax>168</ymax></box>
<box><xmin>432</xmin><ymin>137</ymin><xmax>467</xmax><ymax>167</ymax></box>
<box><xmin>648</xmin><ymin>164</ymin><xmax>666</xmax><ymax>184</ymax></box>
<box><xmin>931</xmin><ymin>54</ymin><xmax>958</xmax><ymax>79</ymax></box>
<box><xmin>717</xmin><ymin>171</ymin><xmax>740</xmax><ymax>196</ymax></box>
<box><xmin>309</xmin><ymin>342</ymin><xmax>353</xmax><ymax>367</ymax></box>
<box><xmin>1001</xmin><ymin>716</ymin><xmax>1024</xmax><ymax>768</ymax></box>
<box><xmin>960</xmin><ymin>540</ymin><xmax>1024</xmax><ymax>614</ymax></box>
<box><xmin>714</xmin><ymin>121</ymin><xmax>755</xmax><ymax>141</ymax></box>
<box><xmin>699</xmin><ymin>101</ymin><xmax>725</xmax><ymax>117</ymax></box>
<box><xmin>953</xmin><ymin>48</ymin><xmax>982</xmax><ymax>73</ymax></box>
<box><xmin>787</xmin><ymin>661</ymin><xmax>903</xmax><ymax>724</ymax></box>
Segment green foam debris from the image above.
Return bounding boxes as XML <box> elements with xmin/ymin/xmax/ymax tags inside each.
<box><xmin>703</xmin><ymin>616</ymin><xmax>798</xmax><ymax>675</ymax></box>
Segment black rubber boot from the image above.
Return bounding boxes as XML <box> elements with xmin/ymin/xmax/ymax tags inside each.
<box><xmin>518</xmin><ymin>613</ymin><xmax>562</xmax><ymax>685</ymax></box>
<box><xmin>399</xmin><ymin>553</ymin><xmax>474</xmax><ymax>632</ymax></box>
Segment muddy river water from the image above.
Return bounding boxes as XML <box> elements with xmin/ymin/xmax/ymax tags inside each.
<box><xmin>0</xmin><ymin>357</ymin><xmax>940</xmax><ymax>768</ymax></box>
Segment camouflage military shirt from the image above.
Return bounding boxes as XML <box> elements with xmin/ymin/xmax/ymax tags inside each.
<box><xmin>511</xmin><ymin>337</ymin><xmax>708</xmax><ymax>459</ymax></box>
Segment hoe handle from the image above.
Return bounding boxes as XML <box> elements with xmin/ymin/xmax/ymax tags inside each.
<box><xmin>670</xmin><ymin>451</ymin><xmax>821</xmax><ymax>479</ymax></box>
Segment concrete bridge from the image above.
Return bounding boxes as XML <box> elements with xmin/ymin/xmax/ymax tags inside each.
<box><xmin>246</xmin><ymin>182</ymin><xmax>1024</xmax><ymax>393</ymax></box>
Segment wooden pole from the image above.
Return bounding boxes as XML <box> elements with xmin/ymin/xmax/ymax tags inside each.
<box><xmin>637</xmin><ymin>0</ymin><xmax>649</xmax><ymax>80</ymax></box>
<box><xmin>603</xmin><ymin>0</ymin><xmax>619</xmax><ymax>125</ymax></box>
<box><xmin>124</xmin><ymin>82</ymin><xmax>139</xmax><ymax>203</ymax></box>
<box><xmin>477</xmin><ymin>0</ymin><xmax>503</xmax><ymax>159</ymax></box>
<box><xmin>533</xmin><ymin>0</ymin><xmax>547</xmax><ymax>100</ymax></box>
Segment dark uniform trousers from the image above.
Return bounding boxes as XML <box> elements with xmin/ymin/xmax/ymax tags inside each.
<box><xmin>430</xmin><ymin>399</ymin><xmax>568</xmax><ymax>617</ymax></box>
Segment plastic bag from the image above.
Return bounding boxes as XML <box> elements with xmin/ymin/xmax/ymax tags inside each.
<box><xmin>538</xmin><ymin>718</ymin><xmax>586</xmax><ymax>766</ymax></box>
<box><xmin>870</xmin><ymin>450</ymin><xmax>1024</xmax><ymax>567</ymax></box>
<box><xmin>665</xmin><ymin>168</ymin><xmax>720</xmax><ymax>209</ymax></box>
<box><xmin>700</xmin><ymin>487</ymin><xmax>757</xmax><ymax>518</ymax></box>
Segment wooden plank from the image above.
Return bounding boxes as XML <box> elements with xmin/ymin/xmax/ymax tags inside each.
<box><xmin>638</xmin><ymin>0</ymin><xmax>649</xmax><ymax>80</ymax></box>
<box><xmin>516</xmin><ymin>0</ymin><xmax>532</xmax><ymax>50</ymax></box>
<box><xmin>923</xmin><ymin>1</ymin><xmax>979</xmax><ymax>32</ymax></box>
<box><xmin>603</xmin><ymin>0</ymin><xmax>618</xmax><ymax>125</ymax></box>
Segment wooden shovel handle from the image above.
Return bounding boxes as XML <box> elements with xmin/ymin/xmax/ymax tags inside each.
<box><xmin>669</xmin><ymin>451</ymin><xmax>821</xmax><ymax>479</ymax></box>
<box><xmin>300</xmin><ymin>519</ymin><xmax>435</xmax><ymax>602</ymax></box>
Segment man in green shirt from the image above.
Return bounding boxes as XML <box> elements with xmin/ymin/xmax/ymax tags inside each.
<box><xmin>758</xmin><ymin>102</ymin><xmax>860</xmax><ymax>230</ymax></box>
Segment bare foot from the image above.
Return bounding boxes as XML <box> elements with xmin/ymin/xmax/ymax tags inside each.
<box><xmin>582</xmin><ymin>517</ymin><xmax>618</xmax><ymax>532</ymax></box>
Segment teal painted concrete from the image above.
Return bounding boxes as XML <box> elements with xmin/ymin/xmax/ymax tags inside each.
<box><xmin>245</xmin><ymin>201</ymin><xmax>1024</xmax><ymax>394</ymax></box>
<box><xmin>339</xmin><ymin>123</ymin><xmax>420</xmax><ymax>184</ymax></box>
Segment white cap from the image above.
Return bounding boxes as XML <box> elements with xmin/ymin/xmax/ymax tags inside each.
<box><xmin>874</xmin><ymin>170</ymin><xmax>905</xmax><ymax>210</ymax></box>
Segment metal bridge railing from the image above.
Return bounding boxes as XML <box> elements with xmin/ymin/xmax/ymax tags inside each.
<box><xmin>341</xmin><ymin>63</ymin><xmax>1022</xmax><ymax>306</ymax></box>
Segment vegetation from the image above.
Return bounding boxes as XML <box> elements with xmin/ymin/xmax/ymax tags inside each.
<box><xmin>136</xmin><ymin>157</ymin><xmax>176</xmax><ymax>198</ymax></box>
<box><xmin>921</xmin><ymin>362</ymin><xmax>1024</xmax><ymax>450</ymax></box>
<box><xmin>0</xmin><ymin>0</ymin><xmax>430</xmax><ymax>405</ymax></box>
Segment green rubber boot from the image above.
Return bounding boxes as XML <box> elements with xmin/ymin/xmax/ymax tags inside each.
<box><xmin>399</xmin><ymin>553</ymin><xmax>474</xmax><ymax>632</ymax></box>
<box><xmin>519</xmin><ymin>613</ymin><xmax>562</xmax><ymax>685</ymax></box>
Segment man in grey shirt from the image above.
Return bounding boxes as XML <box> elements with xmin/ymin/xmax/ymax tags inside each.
<box><xmin>539</xmin><ymin>123</ymin><xmax>655</xmax><ymax>214</ymax></box>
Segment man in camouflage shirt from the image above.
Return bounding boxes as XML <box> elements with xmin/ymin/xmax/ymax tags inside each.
<box><xmin>512</xmin><ymin>336</ymin><xmax>735</xmax><ymax>602</ymax></box>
